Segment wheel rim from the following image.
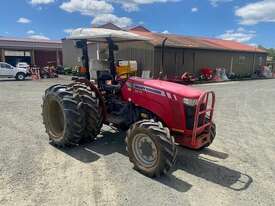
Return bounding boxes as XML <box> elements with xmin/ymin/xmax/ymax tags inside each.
<box><xmin>48</xmin><ymin>99</ymin><xmax>65</xmax><ymax>139</ymax></box>
<box><xmin>132</xmin><ymin>133</ymin><xmax>158</xmax><ymax>168</ymax></box>
<box><xmin>18</xmin><ymin>74</ymin><xmax>24</xmax><ymax>80</ymax></box>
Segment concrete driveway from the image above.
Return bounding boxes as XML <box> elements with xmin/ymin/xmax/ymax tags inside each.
<box><xmin>0</xmin><ymin>77</ymin><xmax>274</xmax><ymax>206</ymax></box>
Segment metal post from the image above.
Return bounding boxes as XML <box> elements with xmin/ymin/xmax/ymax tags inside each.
<box><xmin>1</xmin><ymin>48</ymin><xmax>5</xmax><ymax>62</ymax></box>
<box><xmin>31</xmin><ymin>49</ymin><xmax>35</xmax><ymax>66</ymax></box>
<box><xmin>230</xmin><ymin>56</ymin><xmax>233</xmax><ymax>73</ymax></box>
<box><xmin>81</xmin><ymin>40</ymin><xmax>90</xmax><ymax>80</ymax></box>
<box><xmin>192</xmin><ymin>52</ymin><xmax>196</xmax><ymax>73</ymax></box>
<box><xmin>56</xmin><ymin>49</ymin><xmax>60</xmax><ymax>65</ymax></box>
<box><xmin>252</xmin><ymin>50</ymin><xmax>256</xmax><ymax>74</ymax></box>
<box><xmin>160</xmin><ymin>37</ymin><xmax>168</xmax><ymax>78</ymax></box>
<box><xmin>96</xmin><ymin>43</ymin><xmax>100</xmax><ymax>60</ymax></box>
<box><xmin>106</xmin><ymin>37</ymin><xmax>117</xmax><ymax>80</ymax></box>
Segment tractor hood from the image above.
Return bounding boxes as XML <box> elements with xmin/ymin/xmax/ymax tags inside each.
<box><xmin>129</xmin><ymin>77</ymin><xmax>203</xmax><ymax>99</ymax></box>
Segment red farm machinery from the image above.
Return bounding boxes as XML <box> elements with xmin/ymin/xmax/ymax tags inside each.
<box><xmin>42</xmin><ymin>28</ymin><xmax>216</xmax><ymax>177</ymax></box>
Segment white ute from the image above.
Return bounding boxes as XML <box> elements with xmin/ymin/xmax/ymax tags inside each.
<box><xmin>0</xmin><ymin>62</ymin><xmax>28</xmax><ymax>80</ymax></box>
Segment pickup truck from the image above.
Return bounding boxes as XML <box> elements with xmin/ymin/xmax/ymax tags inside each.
<box><xmin>0</xmin><ymin>62</ymin><xmax>29</xmax><ymax>80</ymax></box>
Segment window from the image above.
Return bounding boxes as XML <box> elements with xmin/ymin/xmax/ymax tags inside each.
<box><xmin>24</xmin><ymin>51</ymin><xmax>31</xmax><ymax>57</ymax></box>
<box><xmin>239</xmin><ymin>56</ymin><xmax>246</xmax><ymax>64</ymax></box>
<box><xmin>5</xmin><ymin>50</ymin><xmax>24</xmax><ymax>57</ymax></box>
<box><xmin>5</xmin><ymin>64</ymin><xmax>13</xmax><ymax>69</ymax></box>
<box><xmin>0</xmin><ymin>63</ymin><xmax>13</xmax><ymax>69</ymax></box>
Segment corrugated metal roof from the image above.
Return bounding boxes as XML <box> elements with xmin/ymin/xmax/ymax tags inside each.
<box><xmin>0</xmin><ymin>36</ymin><xmax>62</xmax><ymax>49</ymax></box>
<box><xmin>129</xmin><ymin>30</ymin><xmax>267</xmax><ymax>53</ymax></box>
<box><xmin>128</xmin><ymin>26</ymin><xmax>151</xmax><ymax>33</ymax></box>
<box><xmin>0</xmin><ymin>36</ymin><xmax>61</xmax><ymax>44</ymax></box>
<box><xmin>201</xmin><ymin>38</ymin><xmax>265</xmax><ymax>53</ymax></box>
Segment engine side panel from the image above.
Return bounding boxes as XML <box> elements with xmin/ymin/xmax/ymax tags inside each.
<box><xmin>121</xmin><ymin>80</ymin><xmax>185</xmax><ymax>131</ymax></box>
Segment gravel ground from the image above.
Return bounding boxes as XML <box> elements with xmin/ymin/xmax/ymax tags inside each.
<box><xmin>0</xmin><ymin>76</ymin><xmax>274</xmax><ymax>206</ymax></box>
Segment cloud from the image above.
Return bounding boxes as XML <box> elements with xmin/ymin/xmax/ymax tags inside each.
<box><xmin>60</xmin><ymin>0</ymin><xmax>179</xmax><ymax>13</ymax></box>
<box><xmin>217</xmin><ymin>27</ymin><xmax>256</xmax><ymax>43</ymax></box>
<box><xmin>235</xmin><ymin>0</ymin><xmax>275</xmax><ymax>25</ymax></box>
<box><xmin>110</xmin><ymin>0</ymin><xmax>181</xmax><ymax>12</ymax></box>
<box><xmin>17</xmin><ymin>17</ymin><xmax>31</xmax><ymax>24</ymax></box>
<box><xmin>60</xmin><ymin>0</ymin><xmax>113</xmax><ymax>16</ymax></box>
<box><xmin>162</xmin><ymin>30</ymin><xmax>170</xmax><ymax>34</ymax></box>
<box><xmin>29</xmin><ymin>35</ymin><xmax>50</xmax><ymax>40</ymax></box>
<box><xmin>60</xmin><ymin>0</ymin><xmax>133</xmax><ymax>28</ymax></box>
<box><xmin>209</xmin><ymin>0</ymin><xmax>233</xmax><ymax>7</ymax></box>
<box><xmin>248</xmin><ymin>43</ymin><xmax>258</xmax><ymax>47</ymax></box>
<box><xmin>92</xmin><ymin>14</ymin><xmax>132</xmax><ymax>27</ymax></box>
<box><xmin>29</xmin><ymin>0</ymin><xmax>54</xmax><ymax>5</ymax></box>
<box><xmin>27</xmin><ymin>30</ymin><xmax>35</xmax><ymax>34</ymax></box>
<box><xmin>191</xmin><ymin>7</ymin><xmax>198</xmax><ymax>12</ymax></box>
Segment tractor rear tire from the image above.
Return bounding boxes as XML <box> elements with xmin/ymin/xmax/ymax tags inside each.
<box><xmin>126</xmin><ymin>120</ymin><xmax>177</xmax><ymax>177</ymax></box>
<box><xmin>67</xmin><ymin>83</ymin><xmax>104</xmax><ymax>142</ymax></box>
<box><xmin>42</xmin><ymin>84</ymin><xmax>85</xmax><ymax>147</ymax></box>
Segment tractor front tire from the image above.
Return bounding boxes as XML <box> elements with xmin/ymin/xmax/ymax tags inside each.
<box><xmin>42</xmin><ymin>84</ymin><xmax>85</xmax><ymax>147</ymax></box>
<box><xmin>201</xmin><ymin>122</ymin><xmax>216</xmax><ymax>149</ymax></box>
<box><xmin>126</xmin><ymin>120</ymin><xmax>177</xmax><ymax>177</ymax></box>
<box><xmin>199</xmin><ymin>116</ymin><xmax>216</xmax><ymax>149</ymax></box>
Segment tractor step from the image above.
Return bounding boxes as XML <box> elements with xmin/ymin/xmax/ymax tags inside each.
<box><xmin>106</xmin><ymin>114</ymin><xmax>126</xmax><ymax>126</ymax></box>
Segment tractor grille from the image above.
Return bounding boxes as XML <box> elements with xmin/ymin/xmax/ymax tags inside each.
<box><xmin>184</xmin><ymin>104</ymin><xmax>206</xmax><ymax>130</ymax></box>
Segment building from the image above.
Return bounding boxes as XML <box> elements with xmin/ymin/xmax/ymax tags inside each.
<box><xmin>267</xmin><ymin>56</ymin><xmax>275</xmax><ymax>71</ymax></box>
<box><xmin>62</xmin><ymin>24</ymin><xmax>267</xmax><ymax>78</ymax></box>
<box><xmin>0</xmin><ymin>37</ymin><xmax>62</xmax><ymax>67</ymax></box>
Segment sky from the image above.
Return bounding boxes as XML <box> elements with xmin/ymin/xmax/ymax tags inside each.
<box><xmin>0</xmin><ymin>0</ymin><xmax>275</xmax><ymax>48</ymax></box>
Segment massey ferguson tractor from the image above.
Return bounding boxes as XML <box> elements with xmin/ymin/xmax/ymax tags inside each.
<box><xmin>42</xmin><ymin>28</ymin><xmax>216</xmax><ymax>177</ymax></box>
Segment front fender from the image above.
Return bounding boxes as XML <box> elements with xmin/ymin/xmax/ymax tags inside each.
<box><xmin>17</xmin><ymin>68</ymin><xmax>27</xmax><ymax>74</ymax></box>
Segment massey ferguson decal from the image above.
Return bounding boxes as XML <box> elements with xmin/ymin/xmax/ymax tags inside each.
<box><xmin>133</xmin><ymin>83</ymin><xmax>166</xmax><ymax>97</ymax></box>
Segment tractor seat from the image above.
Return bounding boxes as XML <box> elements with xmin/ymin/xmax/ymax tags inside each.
<box><xmin>97</xmin><ymin>71</ymin><xmax>121</xmax><ymax>94</ymax></box>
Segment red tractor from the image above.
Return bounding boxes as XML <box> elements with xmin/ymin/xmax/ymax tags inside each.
<box><xmin>42</xmin><ymin>28</ymin><xmax>216</xmax><ymax>177</ymax></box>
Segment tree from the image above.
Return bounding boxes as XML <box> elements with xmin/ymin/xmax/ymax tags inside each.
<box><xmin>258</xmin><ymin>45</ymin><xmax>275</xmax><ymax>61</ymax></box>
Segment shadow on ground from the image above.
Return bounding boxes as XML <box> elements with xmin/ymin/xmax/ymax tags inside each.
<box><xmin>0</xmin><ymin>79</ymin><xmax>32</xmax><ymax>83</ymax></box>
<box><xmin>175</xmin><ymin>148</ymin><xmax>253</xmax><ymax>191</ymax></box>
<box><xmin>52</xmin><ymin>128</ymin><xmax>253</xmax><ymax>192</ymax></box>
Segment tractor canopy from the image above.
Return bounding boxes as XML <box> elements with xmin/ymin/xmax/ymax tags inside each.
<box><xmin>67</xmin><ymin>28</ymin><xmax>149</xmax><ymax>42</ymax></box>
<box><xmin>129</xmin><ymin>77</ymin><xmax>203</xmax><ymax>99</ymax></box>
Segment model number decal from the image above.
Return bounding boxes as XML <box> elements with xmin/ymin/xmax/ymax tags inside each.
<box><xmin>133</xmin><ymin>83</ymin><xmax>166</xmax><ymax>97</ymax></box>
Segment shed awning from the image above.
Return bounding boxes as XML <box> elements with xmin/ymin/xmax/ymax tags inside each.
<box><xmin>67</xmin><ymin>28</ymin><xmax>149</xmax><ymax>42</ymax></box>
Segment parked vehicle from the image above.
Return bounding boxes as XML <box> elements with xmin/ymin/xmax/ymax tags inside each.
<box><xmin>0</xmin><ymin>62</ymin><xmax>28</xmax><ymax>80</ymax></box>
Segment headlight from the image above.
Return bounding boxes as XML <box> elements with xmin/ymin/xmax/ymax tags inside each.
<box><xmin>183</xmin><ymin>98</ymin><xmax>197</xmax><ymax>106</ymax></box>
